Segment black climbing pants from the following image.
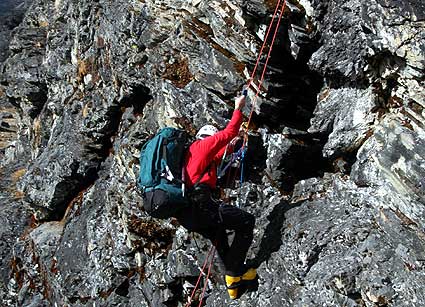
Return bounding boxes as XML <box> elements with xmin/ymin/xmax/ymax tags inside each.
<box><xmin>173</xmin><ymin>186</ymin><xmax>255</xmax><ymax>277</ymax></box>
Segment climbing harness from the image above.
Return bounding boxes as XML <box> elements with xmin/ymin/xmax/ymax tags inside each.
<box><xmin>216</xmin><ymin>139</ymin><xmax>248</xmax><ymax>208</ymax></box>
<box><xmin>217</xmin><ymin>146</ymin><xmax>247</xmax><ymax>179</ymax></box>
<box><xmin>185</xmin><ymin>0</ymin><xmax>287</xmax><ymax>303</ymax></box>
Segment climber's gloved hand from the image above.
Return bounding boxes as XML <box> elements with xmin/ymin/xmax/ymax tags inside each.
<box><xmin>235</xmin><ymin>95</ymin><xmax>246</xmax><ymax>110</ymax></box>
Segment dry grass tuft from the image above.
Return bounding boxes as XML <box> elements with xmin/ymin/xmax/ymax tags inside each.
<box><xmin>11</xmin><ymin>168</ymin><xmax>26</xmax><ymax>183</ymax></box>
<box><xmin>162</xmin><ymin>57</ymin><xmax>193</xmax><ymax>88</ymax></box>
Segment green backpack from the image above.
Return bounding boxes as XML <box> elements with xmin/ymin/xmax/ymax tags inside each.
<box><xmin>137</xmin><ymin>127</ymin><xmax>190</xmax><ymax>218</ymax></box>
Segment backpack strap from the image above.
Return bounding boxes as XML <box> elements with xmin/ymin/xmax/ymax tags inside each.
<box><xmin>193</xmin><ymin>162</ymin><xmax>214</xmax><ymax>187</ymax></box>
<box><xmin>161</xmin><ymin>140</ymin><xmax>176</xmax><ymax>182</ymax></box>
<box><xmin>181</xmin><ymin>162</ymin><xmax>214</xmax><ymax>197</ymax></box>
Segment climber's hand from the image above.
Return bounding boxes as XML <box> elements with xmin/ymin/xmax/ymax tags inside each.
<box><xmin>235</xmin><ymin>95</ymin><xmax>246</xmax><ymax>110</ymax></box>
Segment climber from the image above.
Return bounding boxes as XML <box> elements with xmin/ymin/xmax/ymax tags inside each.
<box><xmin>173</xmin><ymin>95</ymin><xmax>257</xmax><ymax>300</ymax></box>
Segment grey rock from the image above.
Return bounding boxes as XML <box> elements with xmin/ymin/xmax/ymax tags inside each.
<box><xmin>308</xmin><ymin>87</ymin><xmax>378</xmax><ymax>158</ymax></box>
<box><xmin>0</xmin><ymin>0</ymin><xmax>424</xmax><ymax>306</ymax></box>
<box><xmin>351</xmin><ymin>113</ymin><xmax>425</xmax><ymax>228</ymax></box>
<box><xmin>0</xmin><ymin>0</ymin><xmax>32</xmax><ymax>63</ymax></box>
<box><xmin>262</xmin><ymin>129</ymin><xmax>331</xmax><ymax>191</ymax></box>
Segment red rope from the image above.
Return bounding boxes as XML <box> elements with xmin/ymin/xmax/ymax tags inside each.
<box><xmin>245</xmin><ymin>0</ymin><xmax>287</xmax><ymax>134</ymax></box>
<box><xmin>197</xmin><ymin>248</ymin><xmax>216</xmax><ymax>307</ymax></box>
<box><xmin>247</xmin><ymin>0</ymin><xmax>283</xmax><ymax>83</ymax></box>
<box><xmin>185</xmin><ymin>245</ymin><xmax>216</xmax><ymax>307</ymax></box>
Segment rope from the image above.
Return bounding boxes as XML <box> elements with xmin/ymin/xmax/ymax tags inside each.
<box><xmin>244</xmin><ymin>0</ymin><xmax>287</xmax><ymax>139</ymax></box>
<box><xmin>218</xmin><ymin>145</ymin><xmax>229</xmax><ymax>176</ymax></box>
<box><xmin>217</xmin><ymin>147</ymin><xmax>245</xmax><ymax>178</ymax></box>
<box><xmin>197</xmin><ymin>248</ymin><xmax>216</xmax><ymax>307</ymax></box>
<box><xmin>185</xmin><ymin>245</ymin><xmax>216</xmax><ymax>307</ymax></box>
<box><xmin>247</xmin><ymin>0</ymin><xmax>283</xmax><ymax>83</ymax></box>
<box><xmin>237</xmin><ymin>147</ymin><xmax>247</xmax><ymax>208</ymax></box>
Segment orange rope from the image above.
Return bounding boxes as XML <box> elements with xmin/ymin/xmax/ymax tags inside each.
<box><xmin>185</xmin><ymin>245</ymin><xmax>216</xmax><ymax>307</ymax></box>
<box><xmin>244</xmin><ymin>0</ymin><xmax>287</xmax><ymax>140</ymax></box>
<box><xmin>197</xmin><ymin>248</ymin><xmax>216</xmax><ymax>307</ymax></box>
<box><xmin>247</xmin><ymin>0</ymin><xmax>283</xmax><ymax>83</ymax></box>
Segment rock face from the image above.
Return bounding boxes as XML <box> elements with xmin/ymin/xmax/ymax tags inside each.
<box><xmin>0</xmin><ymin>0</ymin><xmax>424</xmax><ymax>306</ymax></box>
<box><xmin>0</xmin><ymin>1</ymin><xmax>31</xmax><ymax>62</ymax></box>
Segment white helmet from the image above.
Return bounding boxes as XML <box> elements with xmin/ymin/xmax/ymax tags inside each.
<box><xmin>196</xmin><ymin>125</ymin><xmax>218</xmax><ymax>140</ymax></box>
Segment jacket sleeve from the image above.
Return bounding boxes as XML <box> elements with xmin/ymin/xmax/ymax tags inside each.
<box><xmin>196</xmin><ymin>110</ymin><xmax>243</xmax><ymax>162</ymax></box>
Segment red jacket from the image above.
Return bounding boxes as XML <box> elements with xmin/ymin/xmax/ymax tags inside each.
<box><xmin>184</xmin><ymin>110</ymin><xmax>243</xmax><ymax>189</ymax></box>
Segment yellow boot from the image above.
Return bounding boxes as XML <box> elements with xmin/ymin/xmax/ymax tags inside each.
<box><xmin>225</xmin><ymin>268</ymin><xmax>257</xmax><ymax>299</ymax></box>
<box><xmin>225</xmin><ymin>275</ymin><xmax>241</xmax><ymax>300</ymax></box>
<box><xmin>242</xmin><ymin>268</ymin><xmax>257</xmax><ymax>281</ymax></box>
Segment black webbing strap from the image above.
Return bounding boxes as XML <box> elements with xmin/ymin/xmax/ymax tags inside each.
<box><xmin>193</xmin><ymin>161</ymin><xmax>215</xmax><ymax>188</ymax></box>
